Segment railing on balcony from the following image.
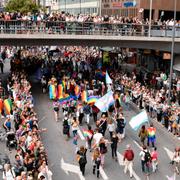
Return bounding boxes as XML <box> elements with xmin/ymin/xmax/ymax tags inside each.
<box><xmin>0</xmin><ymin>20</ymin><xmax>180</xmax><ymax>37</ymax></box>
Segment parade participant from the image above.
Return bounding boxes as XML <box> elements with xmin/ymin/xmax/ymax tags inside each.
<box><xmin>123</xmin><ymin>144</ymin><xmax>134</xmax><ymax>178</ymax></box>
<box><xmin>63</xmin><ymin>115</ymin><xmax>70</xmax><ymax>140</ymax></box>
<box><xmin>92</xmin><ymin>148</ymin><xmax>101</xmax><ymax>178</ymax></box>
<box><xmin>3</xmin><ymin>116</ymin><xmax>12</xmax><ymax>132</ymax></box>
<box><xmin>147</xmin><ymin>123</ymin><xmax>156</xmax><ymax>147</ymax></box>
<box><xmin>53</xmin><ymin>99</ymin><xmax>60</xmax><ymax>122</ymax></box>
<box><xmin>99</xmin><ymin>137</ymin><xmax>108</xmax><ymax>168</ymax></box>
<box><xmin>83</xmin><ymin>103</ymin><xmax>91</xmax><ymax>124</ymax></box>
<box><xmin>116</xmin><ymin>113</ymin><xmax>126</xmax><ymax>140</ymax></box>
<box><xmin>71</xmin><ymin>117</ymin><xmax>79</xmax><ymax>137</ymax></box>
<box><xmin>76</xmin><ymin>146</ymin><xmax>87</xmax><ymax>176</ymax></box>
<box><xmin>41</xmin><ymin>76</ymin><xmax>47</xmax><ymax>93</ymax></box>
<box><xmin>85</xmin><ymin>125</ymin><xmax>94</xmax><ymax>151</ymax></box>
<box><xmin>97</xmin><ymin>113</ymin><xmax>108</xmax><ymax>136</ymax></box>
<box><xmin>107</xmin><ymin>119</ymin><xmax>115</xmax><ymax>139</ymax></box>
<box><xmin>139</xmin><ymin>145</ymin><xmax>152</xmax><ymax>174</ymax></box>
<box><xmin>2</xmin><ymin>164</ymin><xmax>16</xmax><ymax>180</ymax></box>
<box><xmin>151</xmin><ymin>147</ymin><xmax>158</xmax><ymax>172</ymax></box>
<box><xmin>138</xmin><ymin>125</ymin><xmax>148</xmax><ymax>146</ymax></box>
<box><xmin>110</xmin><ymin>132</ymin><xmax>119</xmax><ymax>161</ymax></box>
<box><xmin>92</xmin><ymin>128</ymin><xmax>103</xmax><ymax>149</ymax></box>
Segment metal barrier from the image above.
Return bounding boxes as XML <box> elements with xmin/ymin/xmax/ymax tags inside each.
<box><xmin>0</xmin><ymin>20</ymin><xmax>180</xmax><ymax>37</ymax></box>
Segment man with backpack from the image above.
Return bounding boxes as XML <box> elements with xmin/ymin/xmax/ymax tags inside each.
<box><xmin>123</xmin><ymin>144</ymin><xmax>134</xmax><ymax>178</ymax></box>
<box><xmin>139</xmin><ymin>145</ymin><xmax>152</xmax><ymax>175</ymax></box>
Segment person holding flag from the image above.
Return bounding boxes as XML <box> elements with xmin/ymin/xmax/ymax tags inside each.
<box><xmin>147</xmin><ymin>123</ymin><xmax>156</xmax><ymax>148</ymax></box>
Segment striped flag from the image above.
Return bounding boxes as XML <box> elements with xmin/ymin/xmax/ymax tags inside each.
<box><xmin>129</xmin><ymin>110</ymin><xmax>149</xmax><ymax>131</ymax></box>
<box><xmin>49</xmin><ymin>85</ymin><xmax>57</xmax><ymax>100</ymax></box>
<box><xmin>81</xmin><ymin>90</ymin><xmax>87</xmax><ymax>102</ymax></box>
<box><xmin>105</xmin><ymin>71</ymin><xmax>112</xmax><ymax>84</ymax></box>
<box><xmin>95</xmin><ymin>90</ymin><xmax>114</xmax><ymax>112</ymax></box>
<box><xmin>87</xmin><ymin>96</ymin><xmax>99</xmax><ymax>105</ymax></box>
<box><xmin>57</xmin><ymin>84</ymin><xmax>63</xmax><ymax>99</ymax></box>
<box><xmin>4</xmin><ymin>99</ymin><xmax>12</xmax><ymax>115</ymax></box>
<box><xmin>0</xmin><ymin>98</ymin><xmax>3</xmax><ymax>114</ymax></box>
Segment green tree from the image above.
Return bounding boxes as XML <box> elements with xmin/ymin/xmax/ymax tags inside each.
<box><xmin>5</xmin><ymin>0</ymin><xmax>41</xmax><ymax>13</ymax></box>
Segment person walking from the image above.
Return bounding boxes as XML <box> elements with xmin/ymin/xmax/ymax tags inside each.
<box><xmin>123</xmin><ymin>144</ymin><xmax>134</xmax><ymax>178</ymax></box>
<box><xmin>92</xmin><ymin>148</ymin><xmax>101</xmax><ymax>178</ymax></box>
<box><xmin>71</xmin><ymin>117</ymin><xmax>79</xmax><ymax>137</ymax></box>
<box><xmin>0</xmin><ymin>59</ymin><xmax>4</xmax><ymax>74</ymax></box>
<box><xmin>63</xmin><ymin>115</ymin><xmax>70</xmax><ymax>140</ymax></box>
<box><xmin>147</xmin><ymin>123</ymin><xmax>156</xmax><ymax>147</ymax></box>
<box><xmin>107</xmin><ymin>119</ymin><xmax>115</xmax><ymax>139</ymax></box>
<box><xmin>138</xmin><ymin>125</ymin><xmax>148</xmax><ymax>146</ymax></box>
<box><xmin>99</xmin><ymin>137</ymin><xmax>108</xmax><ymax>168</ymax></box>
<box><xmin>116</xmin><ymin>113</ymin><xmax>126</xmax><ymax>141</ymax></box>
<box><xmin>151</xmin><ymin>147</ymin><xmax>158</xmax><ymax>172</ymax></box>
<box><xmin>139</xmin><ymin>145</ymin><xmax>152</xmax><ymax>174</ymax></box>
<box><xmin>53</xmin><ymin>99</ymin><xmax>60</xmax><ymax>122</ymax></box>
<box><xmin>110</xmin><ymin>132</ymin><xmax>119</xmax><ymax>161</ymax></box>
<box><xmin>76</xmin><ymin>146</ymin><xmax>87</xmax><ymax>176</ymax></box>
<box><xmin>83</xmin><ymin>103</ymin><xmax>91</xmax><ymax>124</ymax></box>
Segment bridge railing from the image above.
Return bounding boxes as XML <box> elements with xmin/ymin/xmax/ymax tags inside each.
<box><xmin>0</xmin><ymin>20</ymin><xmax>180</xmax><ymax>37</ymax></box>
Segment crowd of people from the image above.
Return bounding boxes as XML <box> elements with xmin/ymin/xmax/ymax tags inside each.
<box><xmin>0</xmin><ymin>45</ymin><xmax>180</xmax><ymax>179</ymax></box>
<box><xmin>0</xmin><ymin>51</ymin><xmax>52</xmax><ymax>179</ymax></box>
<box><xmin>0</xmin><ymin>11</ymin><xmax>179</xmax><ymax>35</ymax></box>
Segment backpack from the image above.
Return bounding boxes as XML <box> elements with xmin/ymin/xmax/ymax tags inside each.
<box><xmin>144</xmin><ymin>151</ymin><xmax>152</xmax><ymax>163</ymax></box>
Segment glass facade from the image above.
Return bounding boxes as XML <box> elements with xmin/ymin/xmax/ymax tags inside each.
<box><xmin>60</xmin><ymin>0</ymin><xmax>99</xmax><ymax>14</ymax></box>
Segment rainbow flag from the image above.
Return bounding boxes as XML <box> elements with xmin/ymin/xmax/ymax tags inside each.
<box><xmin>49</xmin><ymin>85</ymin><xmax>57</xmax><ymax>100</ymax></box>
<box><xmin>57</xmin><ymin>84</ymin><xmax>63</xmax><ymax>99</ymax></box>
<box><xmin>83</xmin><ymin>129</ymin><xmax>93</xmax><ymax>138</ymax></box>
<box><xmin>81</xmin><ymin>90</ymin><xmax>87</xmax><ymax>102</ymax></box>
<box><xmin>59</xmin><ymin>93</ymin><xmax>72</xmax><ymax>103</ymax></box>
<box><xmin>147</xmin><ymin>127</ymin><xmax>156</xmax><ymax>139</ymax></box>
<box><xmin>74</xmin><ymin>85</ymin><xmax>80</xmax><ymax>97</ymax></box>
<box><xmin>62</xmin><ymin>80</ymin><xmax>66</xmax><ymax>92</ymax></box>
<box><xmin>95</xmin><ymin>70</ymin><xmax>106</xmax><ymax>79</ymax></box>
<box><xmin>4</xmin><ymin>99</ymin><xmax>12</xmax><ymax>115</ymax></box>
<box><xmin>87</xmin><ymin>96</ymin><xmax>99</xmax><ymax>105</ymax></box>
<box><xmin>0</xmin><ymin>98</ymin><xmax>3</xmax><ymax>114</ymax></box>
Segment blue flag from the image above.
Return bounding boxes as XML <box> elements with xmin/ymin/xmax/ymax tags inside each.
<box><xmin>105</xmin><ymin>71</ymin><xmax>112</xmax><ymax>84</ymax></box>
<box><xmin>129</xmin><ymin>111</ymin><xmax>149</xmax><ymax>131</ymax></box>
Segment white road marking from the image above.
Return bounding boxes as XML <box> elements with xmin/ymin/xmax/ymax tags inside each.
<box><xmin>163</xmin><ymin>147</ymin><xmax>174</xmax><ymax>160</ymax></box>
<box><xmin>99</xmin><ymin>166</ymin><xmax>109</xmax><ymax>180</ymax></box>
<box><xmin>117</xmin><ymin>152</ymin><xmax>141</xmax><ymax>180</ymax></box>
<box><xmin>78</xmin><ymin>129</ymin><xmax>85</xmax><ymax>140</ymax></box>
<box><xmin>133</xmin><ymin>140</ymin><xmax>142</xmax><ymax>150</ymax></box>
<box><xmin>38</xmin><ymin>116</ymin><xmax>46</xmax><ymax>124</ymax></box>
<box><xmin>61</xmin><ymin>158</ymin><xmax>85</xmax><ymax>180</ymax></box>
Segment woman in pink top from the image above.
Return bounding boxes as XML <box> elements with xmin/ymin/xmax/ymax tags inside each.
<box><xmin>151</xmin><ymin>147</ymin><xmax>158</xmax><ymax>172</ymax></box>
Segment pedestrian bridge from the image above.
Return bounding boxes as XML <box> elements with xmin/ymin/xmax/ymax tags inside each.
<box><xmin>0</xmin><ymin>34</ymin><xmax>180</xmax><ymax>53</ymax></box>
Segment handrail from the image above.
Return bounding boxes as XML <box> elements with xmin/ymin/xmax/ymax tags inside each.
<box><xmin>0</xmin><ymin>20</ymin><xmax>179</xmax><ymax>37</ymax></box>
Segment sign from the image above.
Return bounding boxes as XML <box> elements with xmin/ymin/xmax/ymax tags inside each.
<box><xmin>112</xmin><ymin>2</ymin><xmax>122</xmax><ymax>8</ymax></box>
<box><xmin>124</xmin><ymin>0</ymin><xmax>136</xmax><ymax>8</ymax></box>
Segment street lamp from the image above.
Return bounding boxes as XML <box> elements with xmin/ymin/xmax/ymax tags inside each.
<box><xmin>168</xmin><ymin>0</ymin><xmax>177</xmax><ymax>105</ymax></box>
<box><xmin>148</xmin><ymin>0</ymin><xmax>152</xmax><ymax>37</ymax></box>
<box><xmin>80</xmin><ymin>0</ymin><xmax>81</xmax><ymax>14</ymax></box>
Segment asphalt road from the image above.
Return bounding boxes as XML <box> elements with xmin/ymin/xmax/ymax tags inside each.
<box><xmin>0</xmin><ymin>60</ymin><xmax>179</xmax><ymax>180</ymax></box>
<box><xmin>32</xmin><ymin>82</ymin><xmax>180</xmax><ymax>180</ymax></box>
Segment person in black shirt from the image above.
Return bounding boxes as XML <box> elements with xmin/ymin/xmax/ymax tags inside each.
<box><xmin>110</xmin><ymin>132</ymin><xmax>119</xmax><ymax>161</ymax></box>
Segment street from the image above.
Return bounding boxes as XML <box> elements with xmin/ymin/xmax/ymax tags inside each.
<box><xmin>32</xmin><ymin>81</ymin><xmax>180</xmax><ymax>180</ymax></box>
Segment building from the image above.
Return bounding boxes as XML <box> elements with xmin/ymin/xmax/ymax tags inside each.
<box><xmin>39</xmin><ymin>0</ymin><xmax>60</xmax><ymax>11</ymax></box>
<box><xmin>59</xmin><ymin>0</ymin><xmax>99</xmax><ymax>14</ymax></box>
<box><xmin>101</xmin><ymin>0</ymin><xmax>180</xmax><ymax>19</ymax></box>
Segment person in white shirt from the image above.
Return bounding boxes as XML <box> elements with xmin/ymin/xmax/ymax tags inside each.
<box><xmin>2</xmin><ymin>164</ymin><xmax>16</xmax><ymax>180</ymax></box>
<box><xmin>92</xmin><ymin>128</ymin><xmax>103</xmax><ymax>148</ymax></box>
<box><xmin>107</xmin><ymin>119</ymin><xmax>115</xmax><ymax>139</ymax></box>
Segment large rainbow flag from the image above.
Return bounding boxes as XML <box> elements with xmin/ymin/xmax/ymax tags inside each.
<box><xmin>147</xmin><ymin>127</ymin><xmax>156</xmax><ymax>140</ymax></box>
<box><xmin>57</xmin><ymin>84</ymin><xmax>63</xmax><ymax>99</ymax></box>
<box><xmin>49</xmin><ymin>85</ymin><xmax>57</xmax><ymax>100</ymax></box>
<box><xmin>81</xmin><ymin>90</ymin><xmax>87</xmax><ymax>102</ymax></box>
<box><xmin>74</xmin><ymin>85</ymin><xmax>80</xmax><ymax>97</ymax></box>
<box><xmin>4</xmin><ymin>99</ymin><xmax>12</xmax><ymax>115</ymax></box>
<box><xmin>82</xmin><ymin>129</ymin><xmax>93</xmax><ymax>138</ymax></box>
<box><xmin>87</xmin><ymin>96</ymin><xmax>99</xmax><ymax>105</ymax></box>
<box><xmin>0</xmin><ymin>98</ymin><xmax>3</xmax><ymax>114</ymax></box>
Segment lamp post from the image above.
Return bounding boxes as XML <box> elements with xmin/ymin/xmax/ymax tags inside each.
<box><xmin>80</xmin><ymin>0</ymin><xmax>81</xmax><ymax>14</ymax></box>
<box><xmin>168</xmin><ymin>0</ymin><xmax>177</xmax><ymax>105</ymax></box>
<box><xmin>148</xmin><ymin>0</ymin><xmax>152</xmax><ymax>37</ymax></box>
<box><xmin>65</xmin><ymin>0</ymin><xmax>66</xmax><ymax>12</ymax></box>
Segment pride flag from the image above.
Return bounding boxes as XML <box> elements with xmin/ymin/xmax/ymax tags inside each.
<box><xmin>62</xmin><ymin>80</ymin><xmax>66</xmax><ymax>92</ymax></box>
<box><xmin>129</xmin><ymin>111</ymin><xmax>149</xmax><ymax>131</ymax></box>
<box><xmin>83</xmin><ymin>129</ymin><xmax>93</xmax><ymax>138</ymax></box>
<box><xmin>57</xmin><ymin>84</ymin><xmax>63</xmax><ymax>99</ymax></box>
<box><xmin>49</xmin><ymin>85</ymin><xmax>57</xmax><ymax>100</ymax></box>
<box><xmin>74</xmin><ymin>85</ymin><xmax>80</xmax><ymax>97</ymax></box>
<box><xmin>4</xmin><ymin>99</ymin><xmax>12</xmax><ymax>115</ymax></box>
<box><xmin>105</xmin><ymin>71</ymin><xmax>112</xmax><ymax>84</ymax></box>
<box><xmin>0</xmin><ymin>98</ymin><xmax>3</xmax><ymax>114</ymax></box>
<box><xmin>95</xmin><ymin>90</ymin><xmax>114</xmax><ymax>112</ymax></box>
<box><xmin>87</xmin><ymin>96</ymin><xmax>99</xmax><ymax>105</ymax></box>
<box><xmin>147</xmin><ymin>127</ymin><xmax>156</xmax><ymax>139</ymax></box>
<box><xmin>81</xmin><ymin>90</ymin><xmax>87</xmax><ymax>102</ymax></box>
<box><xmin>59</xmin><ymin>93</ymin><xmax>72</xmax><ymax>103</ymax></box>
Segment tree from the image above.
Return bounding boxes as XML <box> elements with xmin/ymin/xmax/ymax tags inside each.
<box><xmin>5</xmin><ymin>0</ymin><xmax>41</xmax><ymax>13</ymax></box>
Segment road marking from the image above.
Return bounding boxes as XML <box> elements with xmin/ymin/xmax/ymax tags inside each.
<box><xmin>163</xmin><ymin>147</ymin><xmax>174</xmax><ymax>160</ymax></box>
<box><xmin>61</xmin><ymin>158</ymin><xmax>85</xmax><ymax>180</ymax></box>
<box><xmin>99</xmin><ymin>166</ymin><xmax>109</xmax><ymax>180</ymax></box>
<box><xmin>166</xmin><ymin>173</ymin><xmax>176</xmax><ymax>180</ymax></box>
<box><xmin>117</xmin><ymin>152</ymin><xmax>141</xmax><ymax>180</ymax></box>
<box><xmin>38</xmin><ymin>116</ymin><xmax>46</xmax><ymax>124</ymax></box>
<box><xmin>133</xmin><ymin>140</ymin><xmax>142</xmax><ymax>150</ymax></box>
<box><xmin>78</xmin><ymin>129</ymin><xmax>85</xmax><ymax>140</ymax></box>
